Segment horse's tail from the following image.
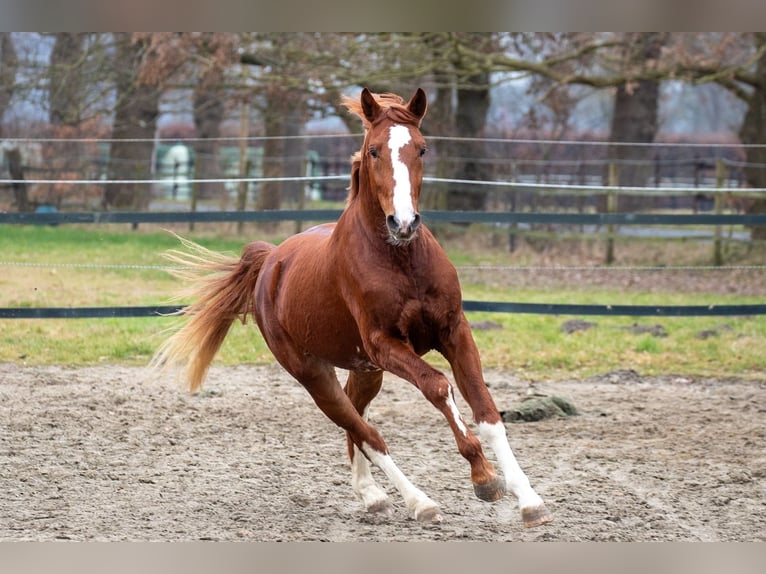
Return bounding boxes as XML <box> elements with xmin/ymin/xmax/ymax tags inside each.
<box><xmin>151</xmin><ymin>234</ymin><xmax>274</xmax><ymax>393</ymax></box>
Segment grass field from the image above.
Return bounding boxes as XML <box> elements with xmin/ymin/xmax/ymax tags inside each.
<box><xmin>1</xmin><ymin>224</ymin><xmax>764</xmax><ymax>380</ymax></box>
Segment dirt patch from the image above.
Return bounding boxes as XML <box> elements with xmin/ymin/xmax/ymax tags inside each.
<box><xmin>1</xmin><ymin>363</ymin><xmax>764</xmax><ymax>541</ymax></box>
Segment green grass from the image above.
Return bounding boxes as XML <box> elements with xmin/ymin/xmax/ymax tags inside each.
<box><xmin>452</xmin><ymin>307</ymin><xmax>765</xmax><ymax>380</ymax></box>
<box><xmin>1</xmin><ymin>224</ymin><xmax>764</xmax><ymax>380</ymax></box>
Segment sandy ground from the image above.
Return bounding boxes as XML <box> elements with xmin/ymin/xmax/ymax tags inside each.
<box><xmin>1</xmin><ymin>362</ymin><xmax>764</xmax><ymax>541</ymax></box>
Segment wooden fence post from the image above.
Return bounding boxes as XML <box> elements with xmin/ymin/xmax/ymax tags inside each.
<box><xmin>189</xmin><ymin>159</ymin><xmax>199</xmax><ymax>232</ymax></box>
<box><xmin>606</xmin><ymin>162</ymin><xmax>618</xmax><ymax>265</ymax></box>
<box><xmin>295</xmin><ymin>157</ymin><xmax>307</xmax><ymax>235</ymax></box>
<box><xmin>236</xmin><ymin>98</ymin><xmax>250</xmax><ymax>236</ymax></box>
<box><xmin>5</xmin><ymin>148</ymin><xmax>30</xmax><ymax>212</ymax></box>
<box><xmin>713</xmin><ymin>159</ymin><xmax>726</xmax><ymax>266</ymax></box>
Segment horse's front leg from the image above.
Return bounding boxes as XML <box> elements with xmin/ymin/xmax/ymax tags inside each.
<box><xmin>365</xmin><ymin>331</ymin><xmax>505</xmax><ymax>504</ymax></box>
<box><xmin>441</xmin><ymin>317</ymin><xmax>553</xmax><ymax>528</ymax></box>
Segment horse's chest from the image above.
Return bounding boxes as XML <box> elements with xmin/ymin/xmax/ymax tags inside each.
<box><xmin>379</xmin><ymin>289</ymin><xmax>447</xmax><ymax>353</ymax></box>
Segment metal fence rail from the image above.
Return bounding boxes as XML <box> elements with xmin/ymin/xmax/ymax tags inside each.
<box><xmin>3</xmin><ymin>302</ymin><xmax>766</xmax><ymax>319</ymax></box>
<box><xmin>3</xmin><ymin>209</ymin><xmax>766</xmax><ymax>226</ymax></box>
<box><xmin>2</xmin><ymin>208</ymin><xmax>765</xmax><ymax>319</ymax></box>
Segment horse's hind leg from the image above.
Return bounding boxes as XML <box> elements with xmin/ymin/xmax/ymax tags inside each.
<box><xmin>287</xmin><ymin>360</ymin><xmax>442</xmax><ymax>523</ymax></box>
<box><xmin>344</xmin><ymin>370</ymin><xmax>394</xmax><ymax>516</ymax></box>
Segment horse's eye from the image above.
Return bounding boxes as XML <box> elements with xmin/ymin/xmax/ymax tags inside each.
<box><xmin>369</xmin><ymin>147</ymin><xmax>378</xmax><ymax>159</ymax></box>
<box><xmin>419</xmin><ymin>147</ymin><xmax>427</xmax><ymax>157</ymax></box>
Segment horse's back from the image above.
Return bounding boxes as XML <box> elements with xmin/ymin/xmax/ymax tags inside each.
<box><xmin>301</xmin><ymin>222</ymin><xmax>336</xmax><ymax>237</ymax></box>
<box><xmin>256</xmin><ymin>222</ymin><xmax>337</xmax><ymax>298</ymax></box>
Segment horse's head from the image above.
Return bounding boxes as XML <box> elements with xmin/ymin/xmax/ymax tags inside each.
<box><xmin>344</xmin><ymin>88</ymin><xmax>428</xmax><ymax>246</ymax></box>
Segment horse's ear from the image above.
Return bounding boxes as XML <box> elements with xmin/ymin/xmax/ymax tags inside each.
<box><xmin>407</xmin><ymin>88</ymin><xmax>428</xmax><ymax>123</ymax></box>
<box><xmin>361</xmin><ymin>87</ymin><xmax>381</xmax><ymax>124</ymax></box>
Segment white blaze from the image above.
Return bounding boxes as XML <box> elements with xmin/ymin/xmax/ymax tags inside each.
<box><xmin>387</xmin><ymin>124</ymin><xmax>416</xmax><ymax>227</ymax></box>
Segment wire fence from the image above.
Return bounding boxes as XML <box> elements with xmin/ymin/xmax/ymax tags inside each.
<box><xmin>2</xmin><ymin>134</ymin><xmax>765</xmax><ymax>319</ymax></box>
<box><xmin>3</xmin><ymin>207</ymin><xmax>766</xmax><ymax>226</ymax></box>
<box><xmin>2</xmin><ymin>207</ymin><xmax>765</xmax><ymax>319</ymax></box>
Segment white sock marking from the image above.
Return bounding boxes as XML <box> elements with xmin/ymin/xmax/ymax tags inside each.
<box><xmin>351</xmin><ymin>444</ymin><xmax>389</xmax><ymax>509</ymax></box>
<box><xmin>362</xmin><ymin>442</ymin><xmax>439</xmax><ymax>519</ymax></box>
<box><xmin>446</xmin><ymin>384</ymin><xmax>468</xmax><ymax>436</ymax></box>
<box><xmin>350</xmin><ymin>406</ymin><xmax>389</xmax><ymax>510</ymax></box>
<box><xmin>478</xmin><ymin>421</ymin><xmax>544</xmax><ymax>510</ymax></box>
<box><xmin>388</xmin><ymin>124</ymin><xmax>416</xmax><ymax>228</ymax></box>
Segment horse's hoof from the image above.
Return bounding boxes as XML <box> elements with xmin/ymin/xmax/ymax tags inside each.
<box><xmin>521</xmin><ymin>504</ymin><xmax>553</xmax><ymax>528</ymax></box>
<box><xmin>473</xmin><ymin>476</ymin><xmax>506</xmax><ymax>502</ymax></box>
<box><xmin>415</xmin><ymin>505</ymin><xmax>444</xmax><ymax>524</ymax></box>
<box><xmin>366</xmin><ymin>499</ymin><xmax>395</xmax><ymax>517</ymax></box>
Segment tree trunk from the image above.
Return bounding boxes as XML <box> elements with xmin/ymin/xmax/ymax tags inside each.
<box><xmin>104</xmin><ymin>34</ymin><xmax>160</xmax><ymax>211</ymax></box>
<box><xmin>738</xmin><ymin>33</ymin><xmax>766</xmax><ymax>239</ymax></box>
<box><xmin>0</xmin><ymin>33</ymin><xmax>18</xmax><ymax>132</ymax></box>
<box><xmin>0</xmin><ymin>35</ymin><xmax>23</xmax><ymax>210</ymax></box>
<box><xmin>47</xmin><ymin>33</ymin><xmax>86</xmax><ymax>207</ymax></box>
<box><xmin>49</xmin><ymin>33</ymin><xmax>85</xmax><ymax>126</ymax></box>
<box><xmin>605</xmin><ymin>33</ymin><xmax>666</xmax><ymax>211</ymax></box>
<box><xmin>192</xmin><ymin>66</ymin><xmax>227</xmax><ymax>204</ymax></box>
<box><xmin>447</xmin><ymin>74</ymin><xmax>491</xmax><ymax>211</ymax></box>
<box><xmin>282</xmin><ymin>103</ymin><xmax>307</xmax><ymax>205</ymax></box>
<box><xmin>258</xmin><ymin>87</ymin><xmax>286</xmax><ymax>215</ymax></box>
<box><xmin>420</xmin><ymin>35</ymin><xmax>455</xmax><ymax>211</ymax></box>
<box><xmin>257</xmin><ymin>87</ymin><xmax>307</xmax><ymax>216</ymax></box>
<box><xmin>421</xmin><ymin>82</ymin><xmax>454</xmax><ymax>211</ymax></box>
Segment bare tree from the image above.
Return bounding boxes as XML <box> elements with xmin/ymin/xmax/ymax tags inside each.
<box><xmin>733</xmin><ymin>38</ymin><xmax>766</xmax><ymax>172</ymax></box>
<box><xmin>48</xmin><ymin>33</ymin><xmax>86</xmax><ymax>127</ymax></box>
<box><xmin>239</xmin><ymin>33</ymin><xmax>336</xmax><ymax>213</ymax></box>
<box><xmin>0</xmin><ymin>34</ymin><xmax>28</xmax><ymax>212</ymax></box>
<box><xmin>735</xmin><ymin>33</ymin><xmax>766</xmax><ymax>237</ymax></box>
<box><xmin>452</xmin><ymin>34</ymin><xmax>765</xmax><ymax>207</ymax></box>
<box><xmin>44</xmin><ymin>33</ymin><xmax>87</xmax><ymax>209</ymax></box>
<box><xmin>607</xmin><ymin>33</ymin><xmax>667</xmax><ymax>193</ymax></box>
<box><xmin>0</xmin><ymin>32</ymin><xmax>18</xmax><ymax>133</ymax></box>
<box><xmin>189</xmin><ymin>35</ymin><xmax>239</xmax><ymax>205</ymax></box>
<box><xmin>105</xmin><ymin>33</ymin><xmax>161</xmax><ymax>210</ymax></box>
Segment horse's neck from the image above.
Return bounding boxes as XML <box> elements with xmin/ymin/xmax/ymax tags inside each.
<box><xmin>337</xmin><ymin>199</ymin><xmax>427</xmax><ymax>269</ymax></box>
<box><xmin>337</xmin><ymin>198</ymin><xmax>385</xmax><ymax>247</ymax></box>
<box><xmin>340</xmin><ymin>174</ymin><xmax>386</xmax><ymax>239</ymax></box>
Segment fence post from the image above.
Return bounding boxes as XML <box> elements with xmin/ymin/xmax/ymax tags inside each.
<box><xmin>508</xmin><ymin>159</ymin><xmax>517</xmax><ymax>253</ymax></box>
<box><xmin>189</xmin><ymin>159</ymin><xmax>199</xmax><ymax>232</ymax></box>
<box><xmin>295</xmin><ymin>157</ymin><xmax>307</xmax><ymax>235</ymax></box>
<box><xmin>606</xmin><ymin>162</ymin><xmax>618</xmax><ymax>265</ymax></box>
<box><xmin>236</xmin><ymin>98</ymin><xmax>250</xmax><ymax>235</ymax></box>
<box><xmin>713</xmin><ymin>159</ymin><xmax>726</xmax><ymax>266</ymax></box>
<box><xmin>5</xmin><ymin>148</ymin><xmax>30</xmax><ymax>212</ymax></box>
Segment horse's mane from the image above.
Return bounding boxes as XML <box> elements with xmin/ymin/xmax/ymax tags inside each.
<box><xmin>341</xmin><ymin>92</ymin><xmax>421</xmax><ymax>129</ymax></box>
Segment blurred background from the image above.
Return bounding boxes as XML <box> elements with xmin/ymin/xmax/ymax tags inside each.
<box><xmin>1</xmin><ymin>32</ymin><xmax>764</xmax><ymax>241</ymax></box>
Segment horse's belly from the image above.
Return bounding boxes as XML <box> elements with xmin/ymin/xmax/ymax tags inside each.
<box><xmin>295</xmin><ymin>303</ymin><xmax>376</xmax><ymax>370</ymax></box>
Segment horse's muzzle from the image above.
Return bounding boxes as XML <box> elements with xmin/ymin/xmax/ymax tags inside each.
<box><xmin>386</xmin><ymin>213</ymin><xmax>421</xmax><ymax>243</ymax></box>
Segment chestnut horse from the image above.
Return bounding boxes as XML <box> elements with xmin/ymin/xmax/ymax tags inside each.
<box><xmin>153</xmin><ymin>88</ymin><xmax>552</xmax><ymax>528</ymax></box>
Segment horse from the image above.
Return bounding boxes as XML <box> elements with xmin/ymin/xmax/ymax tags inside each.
<box><xmin>152</xmin><ymin>87</ymin><xmax>552</xmax><ymax>528</ymax></box>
